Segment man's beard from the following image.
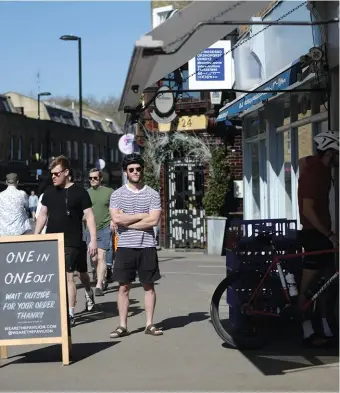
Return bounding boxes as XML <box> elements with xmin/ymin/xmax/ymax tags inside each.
<box><xmin>127</xmin><ymin>174</ymin><xmax>142</xmax><ymax>184</ymax></box>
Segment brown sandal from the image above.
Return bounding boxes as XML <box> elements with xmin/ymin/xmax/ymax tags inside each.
<box><xmin>145</xmin><ymin>324</ymin><xmax>163</xmax><ymax>336</ymax></box>
<box><xmin>109</xmin><ymin>326</ymin><xmax>130</xmax><ymax>338</ymax></box>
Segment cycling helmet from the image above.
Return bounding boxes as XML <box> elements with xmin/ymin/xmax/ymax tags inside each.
<box><xmin>122</xmin><ymin>153</ymin><xmax>144</xmax><ymax>170</ymax></box>
<box><xmin>313</xmin><ymin>130</ymin><xmax>339</xmax><ymax>152</ymax></box>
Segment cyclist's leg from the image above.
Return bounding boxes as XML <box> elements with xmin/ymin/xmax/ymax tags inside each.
<box><xmin>298</xmin><ymin>229</ymin><xmax>334</xmax><ymax>344</ymax></box>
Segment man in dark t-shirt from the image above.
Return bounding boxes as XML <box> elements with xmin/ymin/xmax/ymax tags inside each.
<box><xmin>297</xmin><ymin>130</ymin><xmax>339</xmax><ymax>347</ymax></box>
<box><xmin>34</xmin><ymin>155</ymin><xmax>98</xmax><ymax>326</ymax></box>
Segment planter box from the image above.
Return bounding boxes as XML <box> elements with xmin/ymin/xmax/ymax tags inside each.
<box><xmin>206</xmin><ymin>216</ymin><xmax>227</xmax><ymax>255</ymax></box>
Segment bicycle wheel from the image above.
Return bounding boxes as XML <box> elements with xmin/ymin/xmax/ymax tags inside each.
<box><xmin>210</xmin><ymin>271</ymin><xmax>270</xmax><ymax>350</ymax></box>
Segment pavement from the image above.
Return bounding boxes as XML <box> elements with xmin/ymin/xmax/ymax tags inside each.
<box><xmin>0</xmin><ymin>250</ymin><xmax>339</xmax><ymax>392</ymax></box>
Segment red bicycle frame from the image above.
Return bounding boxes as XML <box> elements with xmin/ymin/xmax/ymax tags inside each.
<box><xmin>245</xmin><ymin>248</ymin><xmax>339</xmax><ymax>317</ymax></box>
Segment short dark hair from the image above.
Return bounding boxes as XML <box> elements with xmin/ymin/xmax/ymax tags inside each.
<box><xmin>50</xmin><ymin>155</ymin><xmax>70</xmax><ymax>171</ymax></box>
<box><xmin>89</xmin><ymin>168</ymin><xmax>102</xmax><ymax>177</ymax></box>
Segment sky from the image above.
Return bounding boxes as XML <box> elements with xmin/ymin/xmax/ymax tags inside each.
<box><xmin>0</xmin><ymin>1</ymin><xmax>151</xmax><ymax>101</ymax></box>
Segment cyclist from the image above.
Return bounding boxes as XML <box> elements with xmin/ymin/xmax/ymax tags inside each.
<box><xmin>298</xmin><ymin>130</ymin><xmax>339</xmax><ymax>347</ymax></box>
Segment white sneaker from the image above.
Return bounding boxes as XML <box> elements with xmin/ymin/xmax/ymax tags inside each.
<box><xmin>85</xmin><ymin>289</ymin><xmax>95</xmax><ymax>311</ymax></box>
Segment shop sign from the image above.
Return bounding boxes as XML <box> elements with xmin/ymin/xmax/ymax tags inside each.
<box><xmin>157</xmin><ymin>115</ymin><xmax>207</xmax><ymax>132</ymax></box>
<box><xmin>177</xmin><ymin>115</ymin><xmax>207</xmax><ymax>131</ymax></box>
<box><xmin>150</xmin><ymin>86</ymin><xmax>177</xmax><ymax>124</ymax></box>
<box><xmin>210</xmin><ymin>92</ymin><xmax>222</xmax><ymax>105</ymax></box>
<box><xmin>118</xmin><ymin>133</ymin><xmax>135</xmax><ymax>155</ymax></box>
<box><xmin>217</xmin><ymin>66</ymin><xmax>296</xmax><ymax>121</ymax></box>
<box><xmin>188</xmin><ymin>41</ymin><xmax>234</xmax><ymax>90</ymax></box>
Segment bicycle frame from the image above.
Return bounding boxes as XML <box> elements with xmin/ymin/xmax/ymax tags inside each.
<box><xmin>244</xmin><ymin>248</ymin><xmax>339</xmax><ymax>318</ymax></box>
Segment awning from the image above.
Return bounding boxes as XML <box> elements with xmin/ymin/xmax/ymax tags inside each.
<box><xmin>216</xmin><ymin>59</ymin><xmax>302</xmax><ymax>122</ymax></box>
<box><xmin>119</xmin><ymin>1</ymin><xmax>269</xmax><ymax>111</ymax></box>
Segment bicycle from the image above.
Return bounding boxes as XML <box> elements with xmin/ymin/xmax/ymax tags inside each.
<box><xmin>210</xmin><ymin>233</ymin><xmax>339</xmax><ymax>349</ymax></box>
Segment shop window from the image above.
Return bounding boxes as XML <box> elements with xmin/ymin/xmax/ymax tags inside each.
<box><xmin>245</xmin><ymin>116</ymin><xmax>259</xmax><ymax>138</ymax></box>
<box><xmin>30</xmin><ymin>139</ymin><xmax>34</xmax><ymax>157</ymax></box>
<box><xmin>286</xmin><ymin>130</ymin><xmax>291</xmax><ymax>154</ymax></box>
<box><xmin>298</xmin><ymin>125</ymin><xmax>313</xmax><ymax>159</ymax></box>
<box><xmin>297</xmin><ymin>95</ymin><xmax>312</xmax><ymax>120</ymax></box>
<box><xmin>18</xmin><ymin>137</ymin><xmax>22</xmax><ymax>160</ymax></box>
<box><xmin>40</xmin><ymin>141</ymin><xmax>44</xmax><ymax>159</ymax></box>
<box><xmin>163</xmin><ymin>69</ymin><xmax>201</xmax><ymax>100</ymax></box>
<box><xmin>73</xmin><ymin>141</ymin><xmax>78</xmax><ymax>160</ymax></box>
<box><xmin>283</xmin><ymin>131</ymin><xmax>293</xmax><ymax>219</ymax></box>
<box><xmin>50</xmin><ymin>140</ymin><xmax>55</xmax><ymax>157</ymax></box>
<box><xmin>89</xmin><ymin>144</ymin><xmax>94</xmax><ymax>164</ymax></box>
<box><xmin>283</xmin><ymin>103</ymin><xmax>290</xmax><ymax>126</ymax></box>
<box><xmin>83</xmin><ymin>143</ymin><xmax>88</xmax><ymax>168</ymax></box>
<box><xmin>245</xmin><ymin>112</ymin><xmax>266</xmax><ymax>139</ymax></box>
<box><xmin>10</xmin><ymin>136</ymin><xmax>14</xmax><ymax>160</ymax></box>
<box><xmin>317</xmin><ymin>120</ymin><xmax>328</xmax><ymax>134</ymax></box>
<box><xmin>319</xmin><ymin>93</ymin><xmax>329</xmax><ymax>114</ymax></box>
<box><xmin>66</xmin><ymin>141</ymin><xmax>72</xmax><ymax>159</ymax></box>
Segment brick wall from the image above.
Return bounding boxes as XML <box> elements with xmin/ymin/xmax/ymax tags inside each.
<box><xmin>229</xmin><ymin>134</ymin><xmax>243</xmax><ymax>181</ymax></box>
<box><xmin>226</xmin><ymin>134</ymin><xmax>244</xmax><ymax>215</ymax></box>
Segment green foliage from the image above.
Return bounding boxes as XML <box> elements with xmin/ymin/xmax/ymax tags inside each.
<box><xmin>142</xmin><ymin>155</ymin><xmax>161</xmax><ymax>191</ymax></box>
<box><xmin>202</xmin><ymin>146</ymin><xmax>230</xmax><ymax>217</ymax></box>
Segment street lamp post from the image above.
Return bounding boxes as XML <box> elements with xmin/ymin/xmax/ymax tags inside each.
<box><xmin>37</xmin><ymin>92</ymin><xmax>51</xmax><ymax>119</ymax></box>
<box><xmin>60</xmin><ymin>34</ymin><xmax>84</xmax><ymax>183</ymax></box>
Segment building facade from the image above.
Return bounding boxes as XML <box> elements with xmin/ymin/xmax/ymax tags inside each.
<box><xmin>0</xmin><ymin>94</ymin><xmax>123</xmax><ymax>192</ymax></box>
<box><xmin>217</xmin><ymin>1</ymin><xmax>339</xmax><ymax>232</ymax></box>
<box><xmin>135</xmin><ymin>2</ymin><xmax>244</xmax><ymax>249</ymax></box>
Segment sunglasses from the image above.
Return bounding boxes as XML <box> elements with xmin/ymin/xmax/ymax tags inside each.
<box><xmin>89</xmin><ymin>176</ymin><xmax>100</xmax><ymax>181</ymax></box>
<box><xmin>128</xmin><ymin>167</ymin><xmax>142</xmax><ymax>173</ymax></box>
<box><xmin>51</xmin><ymin>170</ymin><xmax>65</xmax><ymax>178</ymax></box>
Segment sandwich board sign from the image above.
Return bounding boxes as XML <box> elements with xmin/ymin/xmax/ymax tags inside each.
<box><xmin>0</xmin><ymin>233</ymin><xmax>70</xmax><ymax>365</ymax></box>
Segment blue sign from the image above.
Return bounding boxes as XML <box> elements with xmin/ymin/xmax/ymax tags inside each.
<box><xmin>217</xmin><ymin>65</ymin><xmax>298</xmax><ymax>122</ymax></box>
<box><xmin>196</xmin><ymin>48</ymin><xmax>224</xmax><ymax>82</ymax></box>
<box><xmin>36</xmin><ymin>169</ymin><xmax>42</xmax><ymax>176</ymax></box>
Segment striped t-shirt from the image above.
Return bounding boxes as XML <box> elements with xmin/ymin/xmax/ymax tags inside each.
<box><xmin>110</xmin><ymin>184</ymin><xmax>161</xmax><ymax>248</ymax></box>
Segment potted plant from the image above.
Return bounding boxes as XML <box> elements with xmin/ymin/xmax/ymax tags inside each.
<box><xmin>203</xmin><ymin>145</ymin><xmax>230</xmax><ymax>255</ymax></box>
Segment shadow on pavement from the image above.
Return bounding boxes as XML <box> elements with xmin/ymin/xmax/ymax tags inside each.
<box><xmin>127</xmin><ymin>311</ymin><xmax>209</xmax><ymax>335</ymax></box>
<box><xmin>158</xmin><ymin>312</ymin><xmax>210</xmax><ymax>331</ymax></box>
<box><xmin>103</xmin><ymin>281</ymin><xmax>158</xmax><ymax>295</ymax></box>
<box><xmin>158</xmin><ymin>257</ymin><xmax>185</xmax><ymax>263</ymax></box>
<box><xmin>238</xmin><ymin>341</ymin><xmax>339</xmax><ymax>376</ymax></box>
<box><xmin>0</xmin><ymin>341</ymin><xmax>119</xmax><ymax>367</ymax></box>
<box><xmin>74</xmin><ymin>299</ymin><xmax>143</xmax><ymax>327</ymax></box>
<box><xmin>220</xmin><ymin>321</ymin><xmax>339</xmax><ymax>376</ymax></box>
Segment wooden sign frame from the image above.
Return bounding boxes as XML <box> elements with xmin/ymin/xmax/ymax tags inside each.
<box><xmin>0</xmin><ymin>233</ymin><xmax>70</xmax><ymax>366</ymax></box>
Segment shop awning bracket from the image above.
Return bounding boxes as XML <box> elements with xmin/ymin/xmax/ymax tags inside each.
<box><xmin>142</xmin><ymin>18</ymin><xmax>339</xmax><ymax>57</ymax></box>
